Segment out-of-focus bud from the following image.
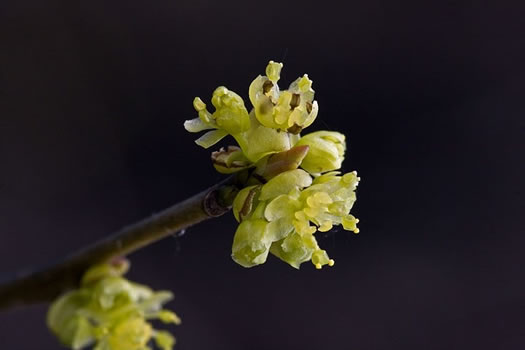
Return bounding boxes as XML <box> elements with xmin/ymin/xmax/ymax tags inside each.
<box><xmin>295</xmin><ymin>131</ymin><xmax>346</xmax><ymax>174</ymax></box>
<box><xmin>211</xmin><ymin>146</ymin><xmax>252</xmax><ymax>174</ymax></box>
<box><xmin>81</xmin><ymin>258</ymin><xmax>130</xmax><ymax>286</ymax></box>
<box><xmin>107</xmin><ymin>317</ymin><xmax>153</xmax><ymax>350</ymax></box>
<box><xmin>47</xmin><ymin>263</ymin><xmax>180</xmax><ymax>350</ymax></box>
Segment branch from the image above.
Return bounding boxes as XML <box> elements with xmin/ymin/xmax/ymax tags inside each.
<box><xmin>0</xmin><ymin>175</ymin><xmax>239</xmax><ymax>310</ymax></box>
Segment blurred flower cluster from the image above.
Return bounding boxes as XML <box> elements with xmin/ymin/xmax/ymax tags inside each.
<box><xmin>185</xmin><ymin>61</ymin><xmax>360</xmax><ymax>269</ymax></box>
<box><xmin>47</xmin><ymin>260</ymin><xmax>180</xmax><ymax>350</ymax></box>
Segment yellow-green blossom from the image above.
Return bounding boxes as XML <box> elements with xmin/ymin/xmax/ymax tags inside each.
<box><xmin>231</xmin><ymin>219</ymin><xmax>271</xmax><ymax>268</ymax></box>
<box><xmin>295</xmin><ymin>131</ymin><xmax>346</xmax><ymax>174</ymax></box>
<box><xmin>268</xmin><ymin>171</ymin><xmax>359</xmax><ymax>268</ymax></box>
<box><xmin>185</xmin><ymin>61</ymin><xmax>361</xmax><ymax>270</ymax></box>
<box><xmin>231</xmin><ymin>169</ymin><xmax>360</xmax><ymax>269</ymax></box>
<box><xmin>249</xmin><ymin>61</ymin><xmax>319</xmax><ymax>133</ymax></box>
<box><xmin>184</xmin><ymin>61</ymin><xmax>315</xmax><ymax>165</ymax></box>
<box><xmin>47</xmin><ymin>261</ymin><xmax>180</xmax><ymax>350</ymax></box>
<box><xmin>186</xmin><ymin>88</ymin><xmax>298</xmax><ymax>163</ymax></box>
<box><xmin>184</xmin><ymin>86</ymin><xmax>250</xmax><ymax>149</ymax></box>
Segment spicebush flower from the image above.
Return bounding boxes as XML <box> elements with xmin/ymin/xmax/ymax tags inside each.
<box><xmin>47</xmin><ymin>260</ymin><xmax>180</xmax><ymax>350</ymax></box>
<box><xmin>184</xmin><ymin>87</ymin><xmax>250</xmax><ymax>149</ymax></box>
<box><xmin>295</xmin><ymin>131</ymin><xmax>346</xmax><ymax>174</ymax></box>
<box><xmin>231</xmin><ymin>169</ymin><xmax>360</xmax><ymax>269</ymax></box>
<box><xmin>184</xmin><ymin>62</ymin><xmax>312</xmax><ymax>162</ymax></box>
<box><xmin>185</xmin><ymin>61</ymin><xmax>360</xmax><ymax>269</ymax></box>
<box><xmin>248</xmin><ymin>61</ymin><xmax>319</xmax><ymax>134</ymax></box>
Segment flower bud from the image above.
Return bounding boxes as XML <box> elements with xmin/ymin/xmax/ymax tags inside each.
<box><xmin>211</xmin><ymin>146</ymin><xmax>252</xmax><ymax>174</ymax></box>
<box><xmin>232</xmin><ymin>185</ymin><xmax>261</xmax><ymax>222</ymax></box>
<box><xmin>256</xmin><ymin>145</ymin><xmax>309</xmax><ymax>180</ymax></box>
<box><xmin>81</xmin><ymin>258</ymin><xmax>130</xmax><ymax>286</ymax></box>
<box><xmin>295</xmin><ymin>131</ymin><xmax>346</xmax><ymax>173</ymax></box>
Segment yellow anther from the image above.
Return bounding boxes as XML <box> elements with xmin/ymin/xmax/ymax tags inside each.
<box><xmin>315</xmin><ymin>263</ymin><xmax>322</xmax><ymax>269</ymax></box>
<box><xmin>328</xmin><ymin>259</ymin><xmax>335</xmax><ymax>266</ymax></box>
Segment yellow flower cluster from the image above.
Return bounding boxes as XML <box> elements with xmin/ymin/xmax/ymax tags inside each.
<box><xmin>185</xmin><ymin>61</ymin><xmax>360</xmax><ymax>269</ymax></box>
<box><xmin>232</xmin><ymin>170</ymin><xmax>359</xmax><ymax>269</ymax></box>
<box><xmin>47</xmin><ymin>260</ymin><xmax>180</xmax><ymax>350</ymax></box>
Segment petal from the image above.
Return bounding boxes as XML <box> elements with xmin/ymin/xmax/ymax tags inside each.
<box><xmin>260</xmin><ymin>169</ymin><xmax>312</xmax><ymax>201</ymax></box>
<box><xmin>231</xmin><ymin>220</ymin><xmax>271</xmax><ymax>268</ymax></box>
<box><xmin>184</xmin><ymin>117</ymin><xmax>214</xmax><ymax>133</ymax></box>
<box><xmin>264</xmin><ymin>194</ymin><xmax>298</xmax><ymax>221</ymax></box>
<box><xmin>233</xmin><ymin>112</ymin><xmax>294</xmax><ymax>162</ymax></box>
<box><xmin>267</xmin><ymin>217</ymin><xmax>294</xmax><ymax>242</ymax></box>
<box><xmin>155</xmin><ymin>330</ymin><xmax>176</xmax><ymax>350</ymax></box>
<box><xmin>194</xmin><ymin>129</ymin><xmax>228</xmax><ymax>149</ymax></box>
<box><xmin>269</xmin><ymin>232</ymin><xmax>314</xmax><ymax>269</ymax></box>
<box><xmin>47</xmin><ymin>290</ymin><xmax>93</xmax><ymax>348</ymax></box>
<box><xmin>157</xmin><ymin>310</ymin><xmax>182</xmax><ymax>325</ymax></box>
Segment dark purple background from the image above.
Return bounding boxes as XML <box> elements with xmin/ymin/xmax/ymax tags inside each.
<box><xmin>0</xmin><ymin>0</ymin><xmax>524</xmax><ymax>349</ymax></box>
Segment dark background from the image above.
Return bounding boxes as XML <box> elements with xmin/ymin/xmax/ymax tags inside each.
<box><xmin>0</xmin><ymin>0</ymin><xmax>524</xmax><ymax>349</ymax></box>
